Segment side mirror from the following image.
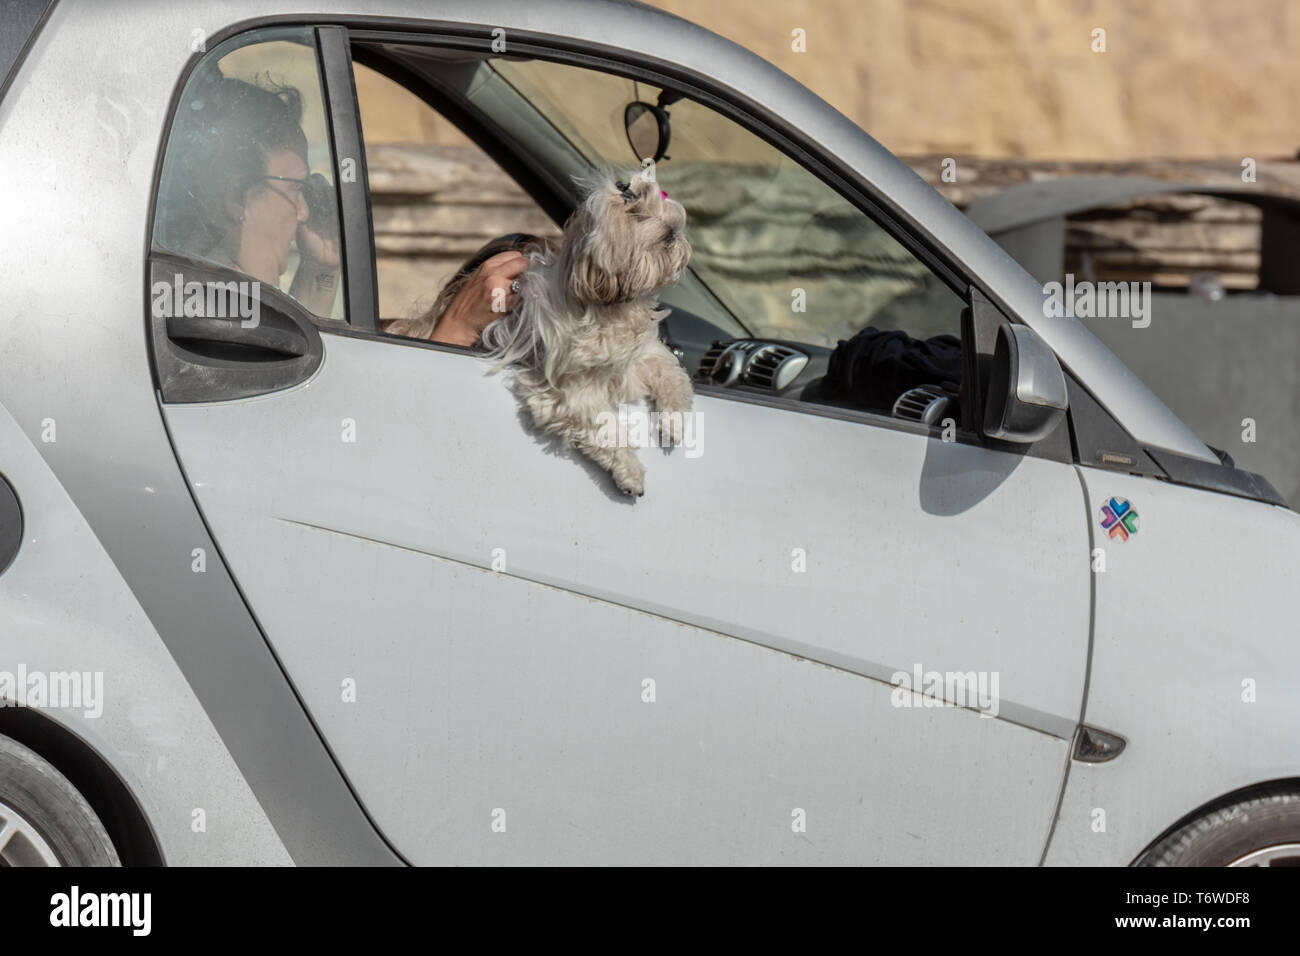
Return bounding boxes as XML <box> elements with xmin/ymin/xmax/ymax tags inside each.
<box><xmin>982</xmin><ymin>324</ymin><xmax>1068</xmax><ymax>443</ymax></box>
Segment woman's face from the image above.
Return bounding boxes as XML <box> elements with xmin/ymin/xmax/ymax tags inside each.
<box><xmin>237</xmin><ymin>148</ymin><xmax>310</xmax><ymax>283</ymax></box>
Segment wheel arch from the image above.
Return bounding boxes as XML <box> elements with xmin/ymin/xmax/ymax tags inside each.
<box><xmin>0</xmin><ymin>706</ymin><xmax>165</xmax><ymax>866</ymax></box>
<box><xmin>1131</xmin><ymin>776</ymin><xmax>1300</xmax><ymax>865</ymax></box>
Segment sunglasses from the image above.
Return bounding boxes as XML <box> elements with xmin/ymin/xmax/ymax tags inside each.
<box><xmin>258</xmin><ymin>174</ymin><xmax>310</xmax><ymax>207</ymax></box>
<box><xmin>262</xmin><ymin>174</ymin><xmax>310</xmax><ymax>190</ymax></box>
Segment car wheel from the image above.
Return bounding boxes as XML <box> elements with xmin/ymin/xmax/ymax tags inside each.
<box><xmin>0</xmin><ymin>734</ymin><xmax>120</xmax><ymax>866</ymax></box>
<box><xmin>1137</xmin><ymin>788</ymin><xmax>1300</xmax><ymax>867</ymax></box>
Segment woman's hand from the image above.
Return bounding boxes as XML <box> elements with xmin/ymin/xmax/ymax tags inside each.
<box><xmin>290</xmin><ymin>220</ymin><xmax>343</xmax><ymax>316</ymax></box>
<box><xmin>432</xmin><ymin>251</ymin><xmax>528</xmax><ymax>347</ymax></box>
<box><xmin>297</xmin><ymin>219</ymin><xmax>341</xmax><ymax>271</ymax></box>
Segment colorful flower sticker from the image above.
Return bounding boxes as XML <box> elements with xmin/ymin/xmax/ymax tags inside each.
<box><xmin>1100</xmin><ymin>496</ymin><xmax>1139</xmax><ymax>541</ymax></box>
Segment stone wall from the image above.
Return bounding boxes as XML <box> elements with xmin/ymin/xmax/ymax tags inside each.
<box><xmin>643</xmin><ymin>0</ymin><xmax>1300</xmax><ymax>162</ymax></box>
<box><xmin>367</xmin><ymin>143</ymin><xmax>560</xmax><ymax>321</ymax></box>
<box><xmin>356</xmin><ymin>1</ymin><xmax>1300</xmax><ymax>162</ymax></box>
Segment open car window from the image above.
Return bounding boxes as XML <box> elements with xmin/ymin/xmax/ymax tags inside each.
<box><xmin>351</xmin><ymin>46</ymin><xmax>970</xmax><ymax>425</ymax></box>
<box><xmin>489</xmin><ymin>57</ymin><xmax>965</xmax><ymax>351</ymax></box>
<box><xmin>352</xmin><ymin>59</ymin><xmax>561</xmax><ymax>327</ymax></box>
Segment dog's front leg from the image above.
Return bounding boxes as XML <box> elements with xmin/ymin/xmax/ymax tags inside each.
<box><xmin>524</xmin><ymin>386</ymin><xmax>647</xmax><ymax>496</ymax></box>
<box><xmin>639</xmin><ymin>342</ymin><xmax>695</xmax><ymax>446</ymax></box>
<box><xmin>579</xmin><ymin>438</ymin><xmax>646</xmax><ymax>497</ymax></box>
<box><xmin>566</xmin><ymin>413</ymin><xmax>645</xmax><ymax>496</ymax></box>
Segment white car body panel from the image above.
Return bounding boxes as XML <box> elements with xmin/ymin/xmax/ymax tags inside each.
<box><xmin>0</xmin><ymin>405</ymin><xmax>291</xmax><ymax>866</ymax></box>
<box><xmin>1044</xmin><ymin>472</ymin><xmax>1300</xmax><ymax>865</ymax></box>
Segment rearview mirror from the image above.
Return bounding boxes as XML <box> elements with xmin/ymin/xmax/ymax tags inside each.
<box><xmin>624</xmin><ymin>101</ymin><xmax>671</xmax><ymax>163</ymax></box>
<box><xmin>982</xmin><ymin>324</ymin><xmax>1068</xmax><ymax>443</ymax></box>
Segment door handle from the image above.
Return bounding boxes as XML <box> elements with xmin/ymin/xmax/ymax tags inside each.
<box><xmin>165</xmin><ymin>315</ymin><xmax>308</xmax><ymax>358</ymax></box>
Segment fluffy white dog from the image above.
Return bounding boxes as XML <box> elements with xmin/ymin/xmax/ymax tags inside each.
<box><xmin>480</xmin><ymin>169</ymin><xmax>695</xmax><ymax>496</ymax></box>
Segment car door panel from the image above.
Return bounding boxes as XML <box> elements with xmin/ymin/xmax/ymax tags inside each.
<box><xmin>160</xmin><ymin>331</ymin><xmax>1088</xmax><ymax>863</ymax></box>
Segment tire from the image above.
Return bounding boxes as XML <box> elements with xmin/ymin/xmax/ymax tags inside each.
<box><xmin>0</xmin><ymin>734</ymin><xmax>120</xmax><ymax>866</ymax></box>
<box><xmin>1137</xmin><ymin>788</ymin><xmax>1300</xmax><ymax>867</ymax></box>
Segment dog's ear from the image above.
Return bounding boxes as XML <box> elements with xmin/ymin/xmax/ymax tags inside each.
<box><xmin>568</xmin><ymin>246</ymin><xmax>621</xmax><ymax>304</ymax></box>
<box><xmin>564</xmin><ymin>198</ymin><xmax>625</xmax><ymax>304</ymax></box>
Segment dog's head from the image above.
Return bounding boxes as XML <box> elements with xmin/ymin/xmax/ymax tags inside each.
<box><xmin>561</xmin><ymin>170</ymin><xmax>691</xmax><ymax>307</ymax></box>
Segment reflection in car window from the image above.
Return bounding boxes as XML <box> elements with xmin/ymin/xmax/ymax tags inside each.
<box><xmin>153</xmin><ymin>28</ymin><xmax>345</xmax><ymax>321</ymax></box>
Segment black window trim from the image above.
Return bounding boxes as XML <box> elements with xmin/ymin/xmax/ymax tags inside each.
<box><xmin>317</xmin><ymin>25</ymin><xmax>380</xmax><ymax>333</ymax></box>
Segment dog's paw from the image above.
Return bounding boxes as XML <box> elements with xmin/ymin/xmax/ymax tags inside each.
<box><xmin>657</xmin><ymin>409</ymin><xmax>685</xmax><ymax>447</ymax></box>
<box><xmin>612</xmin><ymin>455</ymin><xmax>646</xmax><ymax>497</ymax></box>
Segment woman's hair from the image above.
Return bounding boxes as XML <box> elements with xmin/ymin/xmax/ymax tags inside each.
<box><xmin>384</xmin><ymin>233</ymin><xmax>547</xmax><ymax>340</ymax></box>
<box><xmin>156</xmin><ymin>66</ymin><xmax>308</xmax><ymax>258</ymax></box>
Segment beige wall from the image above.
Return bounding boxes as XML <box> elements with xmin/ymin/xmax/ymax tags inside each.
<box><xmin>358</xmin><ymin>1</ymin><xmax>1300</xmax><ymax>160</ymax></box>
<box><xmin>354</xmin><ymin>63</ymin><xmax>471</xmax><ymax>146</ymax></box>
<box><xmin>643</xmin><ymin>0</ymin><xmax>1299</xmax><ymax>160</ymax></box>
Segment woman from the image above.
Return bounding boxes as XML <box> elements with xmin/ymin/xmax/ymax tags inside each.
<box><xmin>159</xmin><ymin>68</ymin><xmax>523</xmax><ymax>337</ymax></box>
<box><xmin>156</xmin><ymin>70</ymin><xmax>340</xmax><ymax>315</ymax></box>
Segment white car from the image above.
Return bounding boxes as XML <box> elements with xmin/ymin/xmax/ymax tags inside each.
<box><xmin>0</xmin><ymin>0</ymin><xmax>1296</xmax><ymax>866</ymax></box>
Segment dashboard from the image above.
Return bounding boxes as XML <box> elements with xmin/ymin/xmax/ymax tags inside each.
<box><xmin>663</xmin><ymin>307</ymin><xmax>960</xmax><ymax>427</ymax></box>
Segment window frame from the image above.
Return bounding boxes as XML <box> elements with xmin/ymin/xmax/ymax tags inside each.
<box><xmin>317</xmin><ymin>26</ymin><xmax>380</xmax><ymax>332</ymax></box>
<box><xmin>336</xmin><ymin>26</ymin><xmax>1002</xmax><ymax>450</ymax></box>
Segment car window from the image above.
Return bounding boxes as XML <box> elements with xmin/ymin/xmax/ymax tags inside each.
<box><xmin>348</xmin><ymin>48</ymin><xmax>967</xmax><ymax>421</ymax></box>
<box><xmin>153</xmin><ymin>27</ymin><xmax>345</xmax><ymax>321</ymax></box>
<box><xmin>492</xmin><ymin>58</ymin><xmax>965</xmax><ymax>350</ymax></box>
<box><xmin>351</xmin><ymin>61</ymin><xmax>561</xmax><ymax>332</ymax></box>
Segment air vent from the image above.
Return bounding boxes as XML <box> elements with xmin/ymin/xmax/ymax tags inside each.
<box><xmin>744</xmin><ymin>344</ymin><xmax>808</xmax><ymax>391</ymax></box>
<box><xmin>892</xmin><ymin>385</ymin><xmax>952</xmax><ymax>425</ymax></box>
<box><xmin>696</xmin><ymin>341</ymin><xmax>729</xmax><ymax>381</ymax></box>
<box><xmin>697</xmin><ymin>341</ymin><xmax>750</xmax><ymax>386</ymax></box>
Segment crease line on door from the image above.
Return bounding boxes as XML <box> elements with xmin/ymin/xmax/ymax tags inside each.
<box><xmin>276</xmin><ymin>516</ymin><xmax>1078</xmax><ymax>741</ymax></box>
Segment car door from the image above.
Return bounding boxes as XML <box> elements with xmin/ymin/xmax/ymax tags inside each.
<box><xmin>148</xmin><ymin>23</ymin><xmax>1090</xmax><ymax>864</ymax></box>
